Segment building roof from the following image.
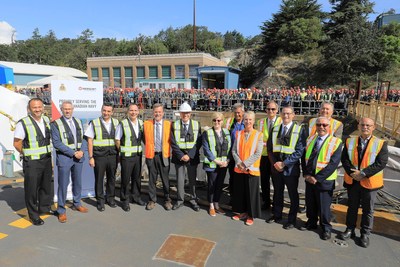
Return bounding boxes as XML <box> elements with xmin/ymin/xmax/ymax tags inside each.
<box><xmin>0</xmin><ymin>61</ymin><xmax>87</xmax><ymax>78</ymax></box>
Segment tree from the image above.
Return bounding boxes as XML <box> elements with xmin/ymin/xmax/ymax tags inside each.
<box><xmin>258</xmin><ymin>0</ymin><xmax>324</xmax><ymax>65</ymax></box>
<box><xmin>223</xmin><ymin>30</ymin><xmax>245</xmax><ymax>50</ymax></box>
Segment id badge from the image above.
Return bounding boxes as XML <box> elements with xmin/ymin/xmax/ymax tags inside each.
<box><xmin>180</xmin><ymin>138</ymin><xmax>185</xmax><ymax>142</ymax></box>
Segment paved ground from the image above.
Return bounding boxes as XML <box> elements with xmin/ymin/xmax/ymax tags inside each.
<box><xmin>0</xmin><ymin>173</ymin><xmax>399</xmax><ymax>267</ymax></box>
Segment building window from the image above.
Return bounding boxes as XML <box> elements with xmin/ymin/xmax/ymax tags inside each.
<box><xmin>189</xmin><ymin>65</ymin><xmax>198</xmax><ymax>78</ymax></box>
<box><xmin>178</xmin><ymin>83</ymin><xmax>185</xmax><ymax>89</ymax></box>
<box><xmin>149</xmin><ymin>66</ymin><xmax>158</xmax><ymax>79</ymax></box>
<box><xmin>91</xmin><ymin>68</ymin><xmax>99</xmax><ymax>81</ymax></box>
<box><xmin>158</xmin><ymin>83</ymin><xmax>165</xmax><ymax>89</ymax></box>
<box><xmin>175</xmin><ymin>65</ymin><xmax>185</xmax><ymax>79</ymax></box>
<box><xmin>125</xmin><ymin>67</ymin><xmax>133</xmax><ymax>88</ymax></box>
<box><xmin>102</xmin><ymin>67</ymin><xmax>110</xmax><ymax>88</ymax></box>
<box><xmin>161</xmin><ymin>66</ymin><xmax>171</xmax><ymax>79</ymax></box>
<box><xmin>113</xmin><ymin>67</ymin><xmax>121</xmax><ymax>88</ymax></box>
<box><xmin>149</xmin><ymin>83</ymin><xmax>156</xmax><ymax>89</ymax></box>
<box><xmin>137</xmin><ymin>66</ymin><xmax>145</xmax><ymax>78</ymax></box>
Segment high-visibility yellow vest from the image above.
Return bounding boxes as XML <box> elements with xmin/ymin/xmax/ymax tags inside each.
<box><xmin>204</xmin><ymin>128</ymin><xmax>231</xmax><ymax>168</ymax></box>
<box><xmin>54</xmin><ymin>117</ymin><xmax>83</xmax><ymax>150</ymax></box>
<box><xmin>92</xmin><ymin>117</ymin><xmax>119</xmax><ymax>156</ymax></box>
<box><xmin>20</xmin><ymin>116</ymin><xmax>52</xmax><ymax>160</ymax></box>
<box><xmin>309</xmin><ymin>117</ymin><xmax>342</xmax><ymax>137</ymax></box>
<box><xmin>305</xmin><ymin>134</ymin><xmax>342</xmax><ymax>180</ymax></box>
<box><xmin>271</xmin><ymin>124</ymin><xmax>302</xmax><ymax>155</ymax></box>
<box><xmin>257</xmin><ymin>116</ymin><xmax>282</xmax><ymax>156</ymax></box>
<box><xmin>119</xmin><ymin>118</ymin><xmax>143</xmax><ymax>157</ymax></box>
<box><xmin>344</xmin><ymin>136</ymin><xmax>385</xmax><ymax>189</ymax></box>
<box><xmin>173</xmin><ymin>120</ymin><xmax>199</xmax><ymax>150</ymax></box>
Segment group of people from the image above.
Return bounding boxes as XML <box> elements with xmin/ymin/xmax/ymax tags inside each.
<box><xmin>13</xmin><ymin>97</ymin><xmax>387</xmax><ymax>249</ymax></box>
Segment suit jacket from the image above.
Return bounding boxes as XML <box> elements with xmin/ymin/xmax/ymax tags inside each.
<box><xmin>268</xmin><ymin>123</ymin><xmax>306</xmax><ymax>177</ymax></box>
<box><xmin>341</xmin><ymin>136</ymin><xmax>389</xmax><ymax>188</ymax></box>
<box><xmin>170</xmin><ymin>119</ymin><xmax>202</xmax><ymax>165</ymax></box>
<box><xmin>302</xmin><ymin>138</ymin><xmax>343</xmax><ymax>191</ymax></box>
<box><xmin>51</xmin><ymin>117</ymin><xmax>88</xmax><ymax>167</ymax></box>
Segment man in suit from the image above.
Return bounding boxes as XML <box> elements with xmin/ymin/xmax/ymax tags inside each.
<box><xmin>51</xmin><ymin>101</ymin><xmax>89</xmax><ymax>223</ymax></box>
<box><xmin>256</xmin><ymin>101</ymin><xmax>282</xmax><ymax>210</ymax></box>
<box><xmin>339</xmin><ymin>117</ymin><xmax>388</xmax><ymax>248</ymax></box>
<box><xmin>85</xmin><ymin>103</ymin><xmax>119</xmax><ymax>212</ymax></box>
<box><xmin>143</xmin><ymin>103</ymin><xmax>173</xmax><ymax>211</ymax></box>
<box><xmin>300</xmin><ymin>117</ymin><xmax>343</xmax><ymax>240</ymax></box>
<box><xmin>266</xmin><ymin>106</ymin><xmax>306</xmax><ymax>229</ymax></box>
<box><xmin>115</xmin><ymin>104</ymin><xmax>145</xmax><ymax>212</ymax></box>
<box><xmin>13</xmin><ymin>98</ymin><xmax>53</xmax><ymax>226</ymax></box>
<box><xmin>170</xmin><ymin>102</ymin><xmax>202</xmax><ymax>211</ymax></box>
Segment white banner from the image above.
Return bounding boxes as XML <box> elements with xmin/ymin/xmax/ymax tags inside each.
<box><xmin>51</xmin><ymin>80</ymin><xmax>103</xmax><ymax>200</ymax></box>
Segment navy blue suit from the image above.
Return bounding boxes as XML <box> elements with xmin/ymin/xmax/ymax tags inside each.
<box><xmin>51</xmin><ymin>117</ymin><xmax>88</xmax><ymax>215</ymax></box>
<box><xmin>268</xmin><ymin>123</ymin><xmax>306</xmax><ymax>224</ymax></box>
<box><xmin>302</xmin><ymin>135</ymin><xmax>343</xmax><ymax>232</ymax></box>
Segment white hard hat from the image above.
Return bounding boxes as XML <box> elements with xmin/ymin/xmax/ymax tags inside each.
<box><xmin>179</xmin><ymin>102</ymin><xmax>192</xmax><ymax>112</ymax></box>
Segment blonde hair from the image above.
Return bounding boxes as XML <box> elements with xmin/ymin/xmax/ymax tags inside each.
<box><xmin>211</xmin><ymin>112</ymin><xmax>224</xmax><ymax>122</ymax></box>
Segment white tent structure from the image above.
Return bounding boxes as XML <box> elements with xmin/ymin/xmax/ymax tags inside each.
<box><xmin>0</xmin><ymin>85</ymin><xmax>29</xmax><ymax>175</ymax></box>
<box><xmin>27</xmin><ymin>74</ymin><xmax>82</xmax><ymax>86</ymax></box>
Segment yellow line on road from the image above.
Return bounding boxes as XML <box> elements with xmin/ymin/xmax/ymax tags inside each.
<box><xmin>8</xmin><ymin>208</ymin><xmax>51</xmax><ymax>229</ymax></box>
<box><xmin>0</xmin><ymin>178</ymin><xmax>24</xmax><ymax>185</ymax></box>
<box><xmin>0</xmin><ymin>232</ymin><xmax>8</xmax><ymax>239</ymax></box>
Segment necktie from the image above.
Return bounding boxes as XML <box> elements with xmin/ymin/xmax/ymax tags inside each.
<box><xmin>307</xmin><ymin>137</ymin><xmax>323</xmax><ymax>173</ymax></box>
<box><xmin>183</xmin><ymin>123</ymin><xmax>188</xmax><ymax>136</ymax></box>
<box><xmin>155</xmin><ymin>123</ymin><xmax>162</xmax><ymax>152</ymax></box>
<box><xmin>282</xmin><ymin>125</ymin><xmax>288</xmax><ymax>136</ymax></box>
<box><xmin>269</xmin><ymin>120</ymin><xmax>274</xmax><ymax>132</ymax></box>
<box><xmin>69</xmin><ymin>119</ymin><xmax>77</xmax><ymax>148</ymax></box>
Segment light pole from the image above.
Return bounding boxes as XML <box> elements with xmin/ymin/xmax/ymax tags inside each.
<box><xmin>193</xmin><ymin>0</ymin><xmax>196</xmax><ymax>51</ymax></box>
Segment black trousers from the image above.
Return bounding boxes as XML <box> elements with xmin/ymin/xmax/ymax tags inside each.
<box><xmin>23</xmin><ymin>156</ymin><xmax>53</xmax><ymax>220</ymax></box>
<box><xmin>147</xmin><ymin>154</ymin><xmax>170</xmax><ymax>202</ymax></box>
<box><xmin>93</xmin><ymin>154</ymin><xmax>117</xmax><ymax>204</ymax></box>
<box><xmin>232</xmin><ymin>173</ymin><xmax>261</xmax><ymax>218</ymax></box>
<box><xmin>228</xmin><ymin>159</ymin><xmax>235</xmax><ymax>197</ymax></box>
<box><xmin>345</xmin><ymin>182</ymin><xmax>378</xmax><ymax>235</ymax></box>
<box><xmin>260</xmin><ymin>155</ymin><xmax>272</xmax><ymax>207</ymax></box>
<box><xmin>206</xmin><ymin>167</ymin><xmax>227</xmax><ymax>203</ymax></box>
<box><xmin>120</xmin><ymin>155</ymin><xmax>142</xmax><ymax>205</ymax></box>
<box><xmin>271</xmin><ymin>171</ymin><xmax>299</xmax><ymax>224</ymax></box>
<box><xmin>305</xmin><ymin>182</ymin><xmax>333</xmax><ymax>232</ymax></box>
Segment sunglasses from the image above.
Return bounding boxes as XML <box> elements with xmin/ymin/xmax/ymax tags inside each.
<box><xmin>316</xmin><ymin>123</ymin><xmax>329</xmax><ymax>127</ymax></box>
<box><xmin>360</xmin><ymin>124</ymin><xmax>373</xmax><ymax>128</ymax></box>
<box><xmin>266</xmin><ymin>108</ymin><xmax>276</xmax><ymax>111</ymax></box>
<box><xmin>213</xmin><ymin>119</ymin><xmax>222</xmax><ymax>122</ymax></box>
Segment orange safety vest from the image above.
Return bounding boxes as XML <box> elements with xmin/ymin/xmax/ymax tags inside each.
<box><xmin>309</xmin><ymin>117</ymin><xmax>342</xmax><ymax>137</ymax></box>
<box><xmin>143</xmin><ymin>120</ymin><xmax>171</xmax><ymax>159</ymax></box>
<box><xmin>234</xmin><ymin>129</ymin><xmax>262</xmax><ymax>176</ymax></box>
<box><xmin>344</xmin><ymin>136</ymin><xmax>385</xmax><ymax>190</ymax></box>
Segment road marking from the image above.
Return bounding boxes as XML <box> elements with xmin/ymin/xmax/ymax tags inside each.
<box><xmin>8</xmin><ymin>208</ymin><xmax>51</xmax><ymax>229</ymax></box>
<box><xmin>0</xmin><ymin>178</ymin><xmax>24</xmax><ymax>185</ymax></box>
<box><xmin>0</xmin><ymin>232</ymin><xmax>8</xmax><ymax>239</ymax></box>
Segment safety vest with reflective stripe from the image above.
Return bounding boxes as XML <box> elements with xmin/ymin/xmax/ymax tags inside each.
<box><xmin>344</xmin><ymin>136</ymin><xmax>385</xmax><ymax>189</ymax></box>
<box><xmin>309</xmin><ymin>118</ymin><xmax>342</xmax><ymax>137</ymax></box>
<box><xmin>54</xmin><ymin>117</ymin><xmax>83</xmax><ymax>150</ymax></box>
<box><xmin>223</xmin><ymin>117</ymin><xmax>234</xmax><ymax>130</ymax></box>
<box><xmin>305</xmin><ymin>134</ymin><xmax>342</xmax><ymax>181</ymax></box>
<box><xmin>119</xmin><ymin>118</ymin><xmax>143</xmax><ymax>157</ymax></box>
<box><xmin>173</xmin><ymin>120</ymin><xmax>199</xmax><ymax>150</ymax></box>
<box><xmin>92</xmin><ymin>117</ymin><xmax>119</xmax><ymax>156</ymax></box>
<box><xmin>257</xmin><ymin>116</ymin><xmax>282</xmax><ymax>156</ymax></box>
<box><xmin>204</xmin><ymin>128</ymin><xmax>231</xmax><ymax>168</ymax></box>
<box><xmin>144</xmin><ymin>120</ymin><xmax>171</xmax><ymax>159</ymax></box>
<box><xmin>234</xmin><ymin>129</ymin><xmax>262</xmax><ymax>176</ymax></box>
<box><xmin>272</xmin><ymin>124</ymin><xmax>302</xmax><ymax>154</ymax></box>
<box><xmin>20</xmin><ymin>116</ymin><xmax>51</xmax><ymax>160</ymax></box>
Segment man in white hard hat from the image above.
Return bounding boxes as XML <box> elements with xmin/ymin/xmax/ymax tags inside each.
<box><xmin>170</xmin><ymin>102</ymin><xmax>202</xmax><ymax>211</ymax></box>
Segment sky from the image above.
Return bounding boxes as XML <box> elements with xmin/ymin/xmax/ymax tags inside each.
<box><xmin>0</xmin><ymin>0</ymin><xmax>399</xmax><ymax>44</ymax></box>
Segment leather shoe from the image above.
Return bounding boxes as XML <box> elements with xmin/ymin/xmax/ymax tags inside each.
<box><xmin>122</xmin><ymin>204</ymin><xmax>130</xmax><ymax>212</ymax></box>
<box><xmin>73</xmin><ymin>205</ymin><xmax>88</xmax><ymax>213</ymax></box>
<box><xmin>299</xmin><ymin>222</ymin><xmax>318</xmax><ymax>231</ymax></box>
<box><xmin>58</xmin><ymin>213</ymin><xmax>67</xmax><ymax>223</ymax></box>
<box><xmin>360</xmin><ymin>234</ymin><xmax>370</xmax><ymax>248</ymax></box>
<box><xmin>283</xmin><ymin>223</ymin><xmax>295</xmax><ymax>230</ymax></box>
<box><xmin>107</xmin><ymin>199</ymin><xmax>117</xmax><ymax>208</ymax></box>
<box><xmin>146</xmin><ymin>201</ymin><xmax>156</xmax><ymax>211</ymax></box>
<box><xmin>321</xmin><ymin>231</ymin><xmax>331</xmax><ymax>240</ymax></box>
<box><xmin>31</xmin><ymin>218</ymin><xmax>44</xmax><ymax>226</ymax></box>
<box><xmin>133</xmin><ymin>199</ymin><xmax>146</xmax><ymax>206</ymax></box>
<box><xmin>191</xmin><ymin>203</ymin><xmax>200</xmax><ymax>212</ymax></box>
<box><xmin>339</xmin><ymin>228</ymin><xmax>356</xmax><ymax>240</ymax></box>
<box><xmin>266</xmin><ymin>216</ymin><xmax>282</xmax><ymax>224</ymax></box>
<box><xmin>97</xmin><ymin>203</ymin><xmax>105</xmax><ymax>212</ymax></box>
<box><xmin>164</xmin><ymin>200</ymin><xmax>172</xmax><ymax>211</ymax></box>
<box><xmin>172</xmin><ymin>203</ymin><xmax>184</xmax><ymax>210</ymax></box>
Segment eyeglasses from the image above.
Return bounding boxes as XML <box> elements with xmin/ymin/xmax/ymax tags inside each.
<box><xmin>360</xmin><ymin>124</ymin><xmax>373</xmax><ymax>128</ymax></box>
<box><xmin>213</xmin><ymin>119</ymin><xmax>222</xmax><ymax>122</ymax></box>
<box><xmin>316</xmin><ymin>123</ymin><xmax>329</xmax><ymax>127</ymax></box>
<box><xmin>266</xmin><ymin>108</ymin><xmax>276</xmax><ymax>111</ymax></box>
<box><xmin>281</xmin><ymin>112</ymin><xmax>293</xmax><ymax>116</ymax></box>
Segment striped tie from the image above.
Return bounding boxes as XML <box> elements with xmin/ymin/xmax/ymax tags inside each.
<box><xmin>155</xmin><ymin>122</ymin><xmax>162</xmax><ymax>152</ymax></box>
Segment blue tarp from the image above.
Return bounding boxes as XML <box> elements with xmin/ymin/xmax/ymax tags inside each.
<box><xmin>0</xmin><ymin>64</ymin><xmax>15</xmax><ymax>85</ymax></box>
